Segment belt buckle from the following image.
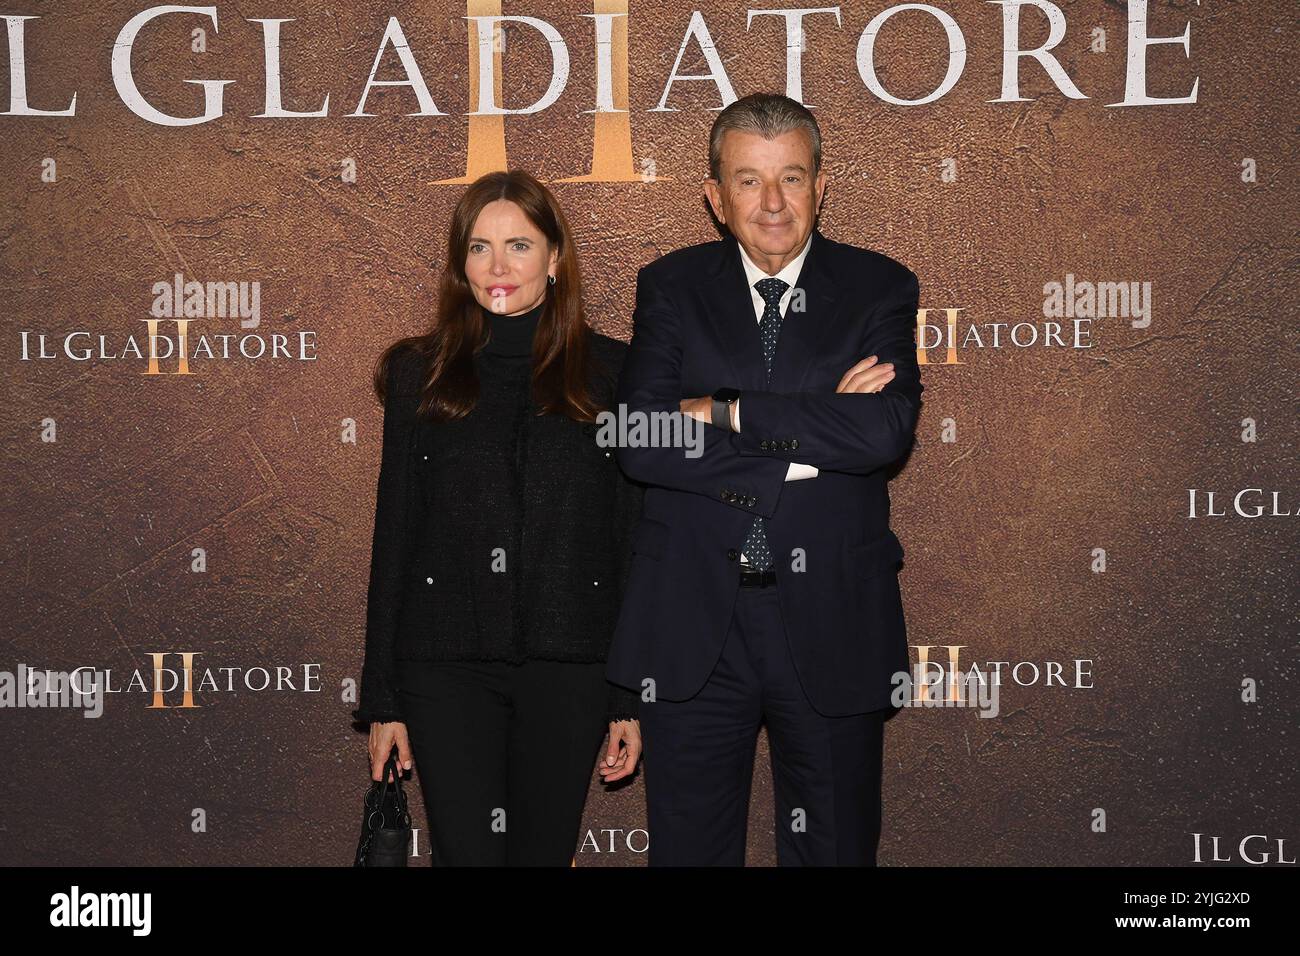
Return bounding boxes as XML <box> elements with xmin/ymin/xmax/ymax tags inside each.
<box><xmin>739</xmin><ymin>565</ymin><xmax>776</xmax><ymax>588</ymax></box>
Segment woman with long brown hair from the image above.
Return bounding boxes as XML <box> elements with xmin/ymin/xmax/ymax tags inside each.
<box><xmin>353</xmin><ymin>170</ymin><xmax>643</xmax><ymax>865</ymax></box>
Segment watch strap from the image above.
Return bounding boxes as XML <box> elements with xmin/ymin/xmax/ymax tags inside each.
<box><xmin>711</xmin><ymin>397</ymin><xmax>731</xmax><ymax>431</ymax></box>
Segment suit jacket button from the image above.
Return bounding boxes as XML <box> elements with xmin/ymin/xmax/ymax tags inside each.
<box><xmin>426</xmin><ymin>577</ymin><xmax>433</xmax><ymax>584</ymax></box>
<box><xmin>726</xmin><ymin>548</ymin><xmax>738</xmax><ymax>561</ymax></box>
<box><xmin>790</xmin><ymin>439</ymin><xmax>799</xmax><ymax>449</ymax></box>
<box><xmin>761</xmin><ymin>440</ymin><xmax>771</xmax><ymax>450</ymax></box>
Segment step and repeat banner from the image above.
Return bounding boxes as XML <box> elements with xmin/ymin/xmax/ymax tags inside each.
<box><xmin>2</xmin><ymin>1</ymin><xmax>1294</xmax><ymax>867</ymax></box>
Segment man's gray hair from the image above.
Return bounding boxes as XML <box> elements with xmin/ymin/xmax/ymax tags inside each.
<box><xmin>708</xmin><ymin>93</ymin><xmax>822</xmax><ymax>182</ymax></box>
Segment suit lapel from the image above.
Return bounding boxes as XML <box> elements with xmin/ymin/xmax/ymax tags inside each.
<box><xmin>700</xmin><ymin>228</ymin><xmax>848</xmax><ymax>393</ymax></box>
<box><xmin>701</xmin><ymin>235</ymin><xmax>768</xmax><ymax>390</ymax></box>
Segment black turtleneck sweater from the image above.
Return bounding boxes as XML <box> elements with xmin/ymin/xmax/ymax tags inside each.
<box><xmin>354</xmin><ymin>299</ymin><xmax>644</xmax><ymax>725</ymax></box>
<box><xmin>481</xmin><ymin>298</ymin><xmax>543</xmax><ymax>359</ymax></box>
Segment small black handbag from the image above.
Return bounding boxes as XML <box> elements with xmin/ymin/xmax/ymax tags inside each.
<box><xmin>353</xmin><ymin>753</ymin><xmax>412</xmax><ymax>867</ymax></box>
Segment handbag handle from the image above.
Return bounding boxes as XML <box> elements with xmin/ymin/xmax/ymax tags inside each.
<box><xmin>355</xmin><ymin>751</ymin><xmax>412</xmax><ymax>866</ymax></box>
<box><xmin>367</xmin><ymin>753</ymin><xmax>409</xmax><ymax>825</ymax></box>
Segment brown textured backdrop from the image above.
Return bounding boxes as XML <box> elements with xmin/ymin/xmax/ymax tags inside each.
<box><xmin>1</xmin><ymin>1</ymin><xmax>1295</xmax><ymax>866</ymax></box>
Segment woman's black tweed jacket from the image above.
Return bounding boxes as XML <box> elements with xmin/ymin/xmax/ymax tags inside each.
<box><xmin>353</xmin><ymin>329</ymin><xmax>645</xmax><ymax>725</ymax></box>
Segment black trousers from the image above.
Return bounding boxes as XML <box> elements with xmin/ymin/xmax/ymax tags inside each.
<box><xmin>396</xmin><ymin>657</ymin><xmax>610</xmax><ymax>866</ymax></box>
<box><xmin>639</xmin><ymin>584</ymin><xmax>887</xmax><ymax>866</ymax></box>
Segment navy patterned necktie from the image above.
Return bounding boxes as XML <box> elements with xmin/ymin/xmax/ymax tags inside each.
<box><xmin>741</xmin><ymin>276</ymin><xmax>789</xmax><ymax>572</ymax></box>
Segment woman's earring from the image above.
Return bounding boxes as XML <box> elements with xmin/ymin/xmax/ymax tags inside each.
<box><xmin>547</xmin><ymin>274</ymin><xmax>556</xmax><ymax>286</ymax></box>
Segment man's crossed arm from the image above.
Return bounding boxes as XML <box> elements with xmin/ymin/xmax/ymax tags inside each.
<box><xmin>615</xmin><ymin>263</ymin><xmax>923</xmax><ymax>517</ymax></box>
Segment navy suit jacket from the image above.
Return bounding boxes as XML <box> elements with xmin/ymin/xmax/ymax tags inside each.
<box><xmin>605</xmin><ymin>226</ymin><xmax>922</xmax><ymax>716</ymax></box>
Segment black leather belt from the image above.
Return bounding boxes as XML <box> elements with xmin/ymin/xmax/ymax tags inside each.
<box><xmin>738</xmin><ymin>565</ymin><xmax>777</xmax><ymax>587</ymax></box>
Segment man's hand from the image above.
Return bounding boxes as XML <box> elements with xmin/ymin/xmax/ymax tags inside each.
<box><xmin>679</xmin><ymin>396</ymin><xmax>713</xmax><ymax>424</ymax></box>
<box><xmin>679</xmin><ymin>395</ymin><xmax>741</xmax><ymax>430</ymax></box>
<box><xmin>837</xmin><ymin>355</ymin><xmax>895</xmax><ymax>393</ymax></box>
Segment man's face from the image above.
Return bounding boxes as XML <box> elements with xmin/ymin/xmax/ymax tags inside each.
<box><xmin>704</xmin><ymin>128</ymin><xmax>827</xmax><ymax>272</ymax></box>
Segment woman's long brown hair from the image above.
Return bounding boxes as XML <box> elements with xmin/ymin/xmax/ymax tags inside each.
<box><xmin>372</xmin><ymin>170</ymin><xmax>600</xmax><ymax>422</ymax></box>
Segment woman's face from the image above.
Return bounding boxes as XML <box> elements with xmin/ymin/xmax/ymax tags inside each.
<box><xmin>463</xmin><ymin>199</ymin><xmax>559</xmax><ymax>315</ymax></box>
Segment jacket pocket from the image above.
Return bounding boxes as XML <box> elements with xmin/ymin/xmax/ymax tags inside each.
<box><xmin>629</xmin><ymin>516</ymin><xmax>670</xmax><ymax>560</ymax></box>
<box><xmin>846</xmin><ymin>529</ymin><xmax>904</xmax><ymax>577</ymax></box>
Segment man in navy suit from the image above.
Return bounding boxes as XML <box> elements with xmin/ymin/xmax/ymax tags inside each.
<box><xmin>605</xmin><ymin>92</ymin><xmax>923</xmax><ymax>866</ymax></box>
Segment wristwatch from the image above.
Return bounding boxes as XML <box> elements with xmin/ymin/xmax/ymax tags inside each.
<box><xmin>711</xmin><ymin>387</ymin><xmax>740</xmax><ymax>431</ymax></box>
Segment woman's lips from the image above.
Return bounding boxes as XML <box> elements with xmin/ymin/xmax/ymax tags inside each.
<box><xmin>488</xmin><ymin>285</ymin><xmax>517</xmax><ymax>296</ymax></box>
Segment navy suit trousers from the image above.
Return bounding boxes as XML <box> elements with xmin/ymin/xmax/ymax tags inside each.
<box><xmin>639</xmin><ymin>584</ymin><xmax>887</xmax><ymax>866</ymax></box>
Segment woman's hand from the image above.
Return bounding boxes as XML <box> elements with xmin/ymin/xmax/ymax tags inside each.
<box><xmin>368</xmin><ymin>720</ymin><xmax>413</xmax><ymax>782</ymax></box>
<box><xmin>599</xmin><ymin>719</ymin><xmax>642</xmax><ymax>783</ymax></box>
